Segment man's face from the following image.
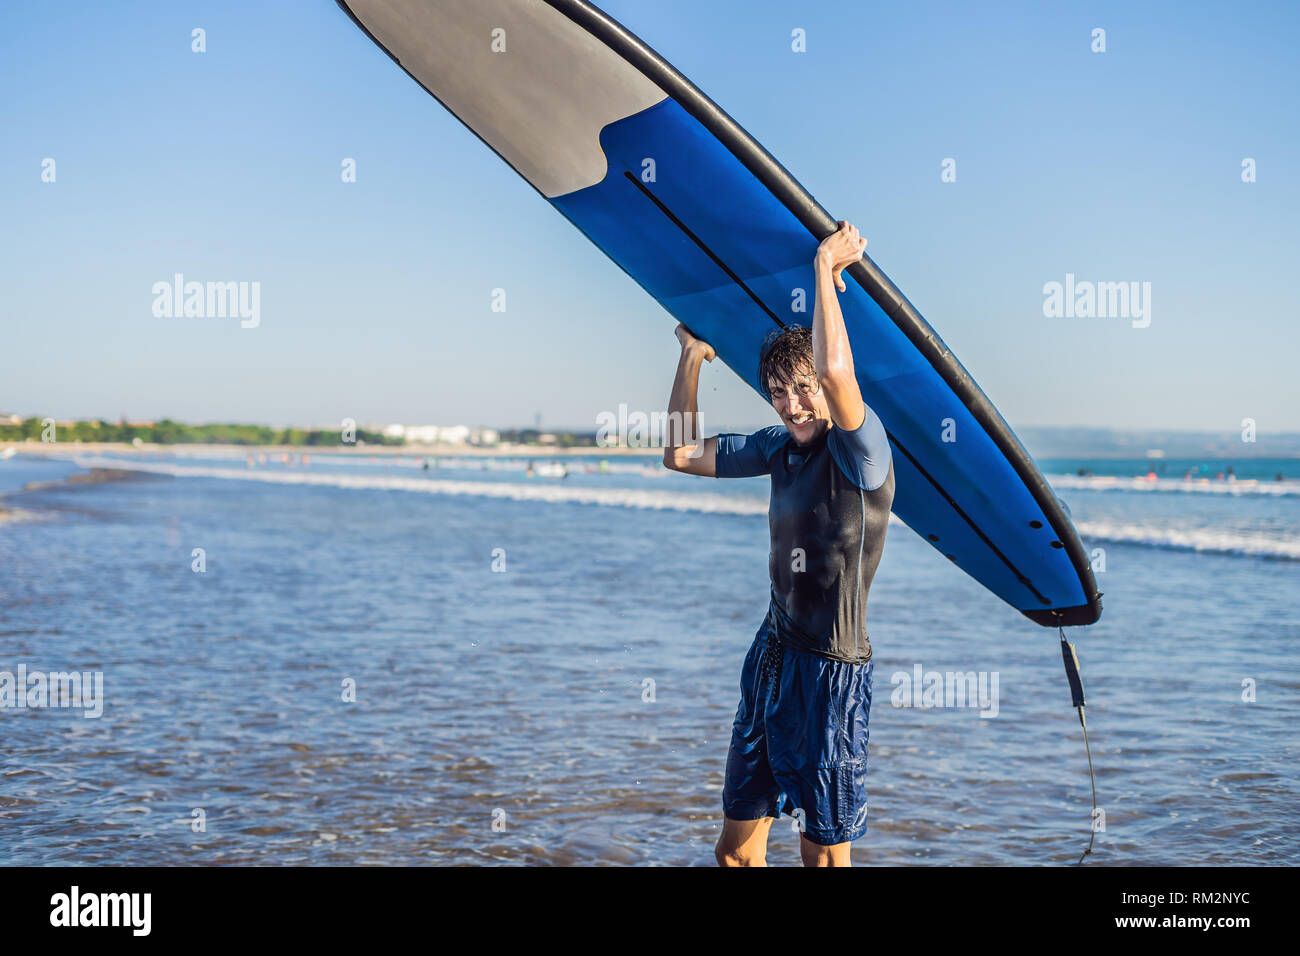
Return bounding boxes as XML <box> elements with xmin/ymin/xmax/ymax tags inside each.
<box><xmin>768</xmin><ymin>369</ymin><xmax>831</xmax><ymax>446</ymax></box>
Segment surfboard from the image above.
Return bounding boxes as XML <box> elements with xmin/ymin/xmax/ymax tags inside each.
<box><xmin>335</xmin><ymin>0</ymin><xmax>1103</xmax><ymax>627</ymax></box>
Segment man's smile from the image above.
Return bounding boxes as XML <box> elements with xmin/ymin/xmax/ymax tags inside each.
<box><xmin>786</xmin><ymin>411</ymin><xmax>824</xmax><ymax>439</ymax></box>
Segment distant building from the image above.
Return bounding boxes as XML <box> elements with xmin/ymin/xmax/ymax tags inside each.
<box><xmin>378</xmin><ymin>424</ymin><xmax>497</xmax><ymax>446</ymax></box>
<box><xmin>405</xmin><ymin>425</ymin><xmax>443</xmax><ymax>444</ymax></box>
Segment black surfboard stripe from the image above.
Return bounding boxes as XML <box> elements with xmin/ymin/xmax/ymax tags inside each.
<box><xmin>542</xmin><ymin>0</ymin><xmax>1101</xmax><ymax>627</ymax></box>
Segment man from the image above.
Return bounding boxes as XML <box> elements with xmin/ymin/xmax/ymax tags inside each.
<box><xmin>663</xmin><ymin>221</ymin><xmax>895</xmax><ymax>866</ymax></box>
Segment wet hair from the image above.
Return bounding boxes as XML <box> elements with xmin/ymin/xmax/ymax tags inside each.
<box><xmin>757</xmin><ymin>325</ymin><xmax>816</xmax><ymax>401</ymax></box>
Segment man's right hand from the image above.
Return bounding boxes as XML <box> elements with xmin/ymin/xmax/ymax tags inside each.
<box><xmin>675</xmin><ymin>323</ymin><xmax>716</xmax><ymax>362</ymax></box>
<box><xmin>665</xmin><ymin>322</ymin><xmax>718</xmax><ymax>476</ymax></box>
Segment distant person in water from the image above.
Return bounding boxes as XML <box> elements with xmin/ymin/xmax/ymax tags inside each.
<box><xmin>663</xmin><ymin>221</ymin><xmax>894</xmax><ymax>866</ymax></box>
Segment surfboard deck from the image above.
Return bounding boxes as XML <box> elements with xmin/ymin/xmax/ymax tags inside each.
<box><xmin>336</xmin><ymin>0</ymin><xmax>1102</xmax><ymax>627</ymax></box>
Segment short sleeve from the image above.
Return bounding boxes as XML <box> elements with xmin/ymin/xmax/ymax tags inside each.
<box><xmin>828</xmin><ymin>402</ymin><xmax>892</xmax><ymax>490</ymax></box>
<box><xmin>714</xmin><ymin>426</ymin><xmax>787</xmax><ymax>478</ymax></box>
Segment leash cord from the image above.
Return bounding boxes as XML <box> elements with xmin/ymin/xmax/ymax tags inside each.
<box><xmin>1059</xmin><ymin>625</ymin><xmax>1098</xmax><ymax>865</ymax></box>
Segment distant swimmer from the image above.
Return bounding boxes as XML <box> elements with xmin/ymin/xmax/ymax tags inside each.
<box><xmin>663</xmin><ymin>221</ymin><xmax>893</xmax><ymax>867</ymax></box>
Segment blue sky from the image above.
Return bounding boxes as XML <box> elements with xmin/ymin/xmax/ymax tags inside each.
<box><xmin>2</xmin><ymin>0</ymin><xmax>1297</xmax><ymax>432</ymax></box>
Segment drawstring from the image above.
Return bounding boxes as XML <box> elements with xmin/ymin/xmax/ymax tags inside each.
<box><xmin>1059</xmin><ymin>625</ymin><xmax>1098</xmax><ymax>864</ymax></box>
<box><xmin>760</xmin><ymin>627</ymin><xmax>783</xmax><ymax>702</ymax></box>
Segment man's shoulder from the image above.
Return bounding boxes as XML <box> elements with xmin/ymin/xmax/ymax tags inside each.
<box><xmin>754</xmin><ymin>424</ymin><xmax>789</xmax><ymax>442</ymax></box>
<box><xmin>752</xmin><ymin>425</ymin><xmax>790</xmax><ymax>459</ymax></box>
<box><xmin>825</xmin><ymin>406</ymin><xmax>892</xmax><ymax>492</ymax></box>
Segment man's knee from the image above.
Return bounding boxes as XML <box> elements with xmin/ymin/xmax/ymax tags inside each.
<box><xmin>716</xmin><ymin>815</ymin><xmax>771</xmax><ymax>866</ymax></box>
<box><xmin>715</xmin><ymin>840</ymin><xmax>763</xmax><ymax>867</ymax></box>
<box><xmin>799</xmin><ymin>837</ymin><xmax>851</xmax><ymax>866</ymax></box>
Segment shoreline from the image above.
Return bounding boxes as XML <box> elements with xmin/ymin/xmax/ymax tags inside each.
<box><xmin>0</xmin><ymin>441</ymin><xmax>661</xmax><ymax>459</ymax></box>
<box><xmin>4</xmin><ymin>440</ymin><xmax>1300</xmax><ymax>468</ymax></box>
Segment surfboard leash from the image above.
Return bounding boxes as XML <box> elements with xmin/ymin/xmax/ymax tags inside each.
<box><xmin>1058</xmin><ymin>625</ymin><xmax>1098</xmax><ymax>864</ymax></box>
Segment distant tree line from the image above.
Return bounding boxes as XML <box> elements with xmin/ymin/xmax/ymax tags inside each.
<box><xmin>0</xmin><ymin>418</ymin><xmax>402</xmax><ymax>446</ymax></box>
<box><xmin>496</xmin><ymin>429</ymin><xmax>599</xmax><ymax>448</ymax></box>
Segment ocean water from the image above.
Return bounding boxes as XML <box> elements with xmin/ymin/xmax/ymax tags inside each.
<box><xmin>1</xmin><ymin>449</ymin><xmax>1297</xmax><ymax>866</ymax></box>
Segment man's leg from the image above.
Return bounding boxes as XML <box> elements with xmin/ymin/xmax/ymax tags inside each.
<box><xmin>719</xmin><ymin>626</ymin><xmax>780</xmax><ymax>866</ymax></box>
<box><xmin>770</xmin><ymin>654</ymin><xmax>874</xmax><ymax>867</ymax></box>
<box><xmin>716</xmin><ymin>815</ymin><xmax>775</xmax><ymax>867</ymax></box>
<box><xmin>799</xmin><ymin>834</ymin><xmax>852</xmax><ymax>866</ymax></box>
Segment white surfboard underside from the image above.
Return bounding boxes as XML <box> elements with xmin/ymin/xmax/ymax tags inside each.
<box><xmin>347</xmin><ymin>0</ymin><xmax>667</xmax><ymax>197</ymax></box>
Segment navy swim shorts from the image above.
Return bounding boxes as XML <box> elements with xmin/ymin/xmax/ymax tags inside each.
<box><xmin>722</xmin><ymin>618</ymin><xmax>874</xmax><ymax>846</ymax></box>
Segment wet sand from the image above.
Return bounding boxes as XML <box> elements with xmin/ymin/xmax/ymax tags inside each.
<box><xmin>16</xmin><ymin>467</ymin><xmax>164</xmax><ymax>493</ymax></box>
<box><xmin>0</xmin><ymin>505</ymin><xmax>37</xmax><ymax>525</ymax></box>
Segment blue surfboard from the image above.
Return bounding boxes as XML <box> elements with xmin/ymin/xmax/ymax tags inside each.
<box><xmin>336</xmin><ymin>0</ymin><xmax>1102</xmax><ymax>628</ymax></box>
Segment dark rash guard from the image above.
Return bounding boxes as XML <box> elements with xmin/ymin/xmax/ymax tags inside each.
<box><xmin>715</xmin><ymin>403</ymin><xmax>894</xmax><ymax>663</ymax></box>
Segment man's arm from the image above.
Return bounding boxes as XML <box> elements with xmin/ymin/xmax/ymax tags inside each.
<box><xmin>812</xmin><ymin>220</ymin><xmax>868</xmax><ymax>432</ymax></box>
<box><xmin>663</xmin><ymin>323</ymin><xmax>718</xmax><ymax>476</ymax></box>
